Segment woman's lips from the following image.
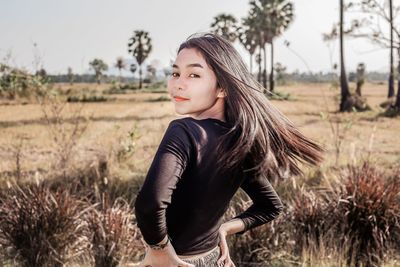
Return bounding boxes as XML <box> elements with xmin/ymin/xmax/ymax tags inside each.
<box><xmin>174</xmin><ymin>96</ymin><xmax>190</xmax><ymax>102</ymax></box>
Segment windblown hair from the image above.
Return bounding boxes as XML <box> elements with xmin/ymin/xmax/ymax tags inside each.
<box><xmin>177</xmin><ymin>32</ymin><xmax>324</xmax><ymax>180</ymax></box>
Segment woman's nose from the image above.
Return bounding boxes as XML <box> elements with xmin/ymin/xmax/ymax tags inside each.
<box><xmin>175</xmin><ymin>77</ymin><xmax>186</xmax><ymax>90</ymax></box>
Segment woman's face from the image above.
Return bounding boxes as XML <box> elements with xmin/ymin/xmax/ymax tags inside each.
<box><xmin>167</xmin><ymin>48</ymin><xmax>225</xmax><ymax>119</ymax></box>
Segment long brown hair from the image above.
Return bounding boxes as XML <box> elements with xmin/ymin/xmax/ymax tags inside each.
<box><xmin>177</xmin><ymin>32</ymin><xmax>324</xmax><ymax>180</ymax></box>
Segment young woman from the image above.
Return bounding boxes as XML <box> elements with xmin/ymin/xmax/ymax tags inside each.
<box><xmin>134</xmin><ymin>32</ymin><xmax>324</xmax><ymax>267</ymax></box>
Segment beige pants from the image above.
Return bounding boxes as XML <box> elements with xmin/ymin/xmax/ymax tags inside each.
<box><xmin>179</xmin><ymin>246</ymin><xmax>223</xmax><ymax>267</ymax></box>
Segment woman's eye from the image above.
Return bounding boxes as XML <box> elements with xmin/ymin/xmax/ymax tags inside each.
<box><xmin>171</xmin><ymin>73</ymin><xmax>199</xmax><ymax>78</ymax></box>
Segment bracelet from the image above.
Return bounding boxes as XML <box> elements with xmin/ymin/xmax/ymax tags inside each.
<box><xmin>148</xmin><ymin>235</ymin><xmax>171</xmax><ymax>250</ymax></box>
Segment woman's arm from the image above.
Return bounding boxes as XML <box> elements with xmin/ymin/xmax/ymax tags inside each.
<box><xmin>230</xmin><ymin>172</ymin><xmax>284</xmax><ymax>236</ymax></box>
<box><xmin>219</xmin><ymin>218</ymin><xmax>246</xmax><ymax>236</ymax></box>
<box><xmin>134</xmin><ymin>120</ymin><xmax>196</xmax><ymax>267</ymax></box>
<box><xmin>134</xmin><ymin>120</ymin><xmax>193</xmax><ymax>246</ymax></box>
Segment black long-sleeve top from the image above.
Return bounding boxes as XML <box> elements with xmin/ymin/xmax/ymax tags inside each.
<box><xmin>134</xmin><ymin>117</ymin><xmax>284</xmax><ymax>256</ymax></box>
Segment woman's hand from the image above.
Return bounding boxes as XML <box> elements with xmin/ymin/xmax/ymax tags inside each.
<box><xmin>217</xmin><ymin>227</ymin><xmax>236</xmax><ymax>267</ymax></box>
<box><xmin>138</xmin><ymin>241</ymin><xmax>195</xmax><ymax>267</ymax></box>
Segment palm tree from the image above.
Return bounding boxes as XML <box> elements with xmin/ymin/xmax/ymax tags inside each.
<box><xmin>239</xmin><ymin>17</ymin><xmax>260</xmax><ymax>74</ymax></box>
<box><xmin>67</xmin><ymin>67</ymin><xmax>74</xmax><ymax>85</ymax></box>
<box><xmin>210</xmin><ymin>13</ymin><xmax>240</xmax><ymax>42</ymax></box>
<box><xmin>146</xmin><ymin>64</ymin><xmax>157</xmax><ymax>83</ymax></box>
<box><xmin>127</xmin><ymin>30</ymin><xmax>152</xmax><ymax>89</ymax></box>
<box><xmin>339</xmin><ymin>0</ymin><xmax>351</xmax><ymax>112</ymax></box>
<box><xmin>130</xmin><ymin>63</ymin><xmax>137</xmax><ymax>75</ymax></box>
<box><xmin>246</xmin><ymin>4</ymin><xmax>268</xmax><ymax>88</ymax></box>
<box><xmin>355</xmin><ymin>63</ymin><xmax>365</xmax><ymax>96</ymax></box>
<box><xmin>267</xmin><ymin>0</ymin><xmax>294</xmax><ymax>92</ymax></box>
<box><xmin>115</xmin><ymin>57</ymin><xmax>126</xmax><ymax>83</ymax></box>
<box><xmin>130</xmin><ymin>64</ymin><xmax>137</xmax><ymax>87</ymax></box>
<box><xmin>238</xmin><ymin>28</ymin><xmax>258</xmax><ymax>73</ymax></box>
<box><xmin>89</xmin><ymin>58</ymin><xmax>108</xmax><ymax>85</ymax></box>
<box><xmin>242</xmin><ymin>10</ymin><xmax>266</xmax><ymax>88</ymax></box>
<box><xmin>249</xmin><ymin>0</ymin><xmax>294</xmax><ymax>91</ymax></box>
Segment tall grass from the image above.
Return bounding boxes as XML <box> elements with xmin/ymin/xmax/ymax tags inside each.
<box><xmin>291</xmin><ymin>189</ymin><xmax>332</xmax><ymax>254</ymax></box>
<box><xmin>335</xmin><ymin>162</ymin><xmax>400</xmax><ymax>266</ymax></box>
<box><xmin>39</xmin><ymin>93</ymin><xmax>91</xmax><ymax>178</ymax></box>
<box><xmin>86</xmin><ymin>194</ymin><xmax>142</xmax><ymax>267</ymax></box>
<box><xmin>228</xmin><ymin>161</ymin><xmax>399</xmax><ymax>267</ymax></box>
<box><xmin>289</xmin><ymin>161</ymin><xmax>400</xmax><ymax>267</ymax></box>
<box><xmin>0</xmin><ymin>183</ymin><xmax>90</xmax><ymax>267</ymax></box>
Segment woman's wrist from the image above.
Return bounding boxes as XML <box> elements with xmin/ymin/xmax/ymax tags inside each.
<box><xmin>148</xmin><ymin>235</ymin><xmax>171</xmax><ymax>250</ymax></box>
<box><xmin>149</xmin><ymin>239</ymin><xmax>176</xmax><ymax>257</ymax></box>
<box><xmin>220</xmin><ymin>218</ymin><xmax>245</xmax><ymax>236</ymax></box>
<box><xmin>219</xmin><ymin>224</ymin><xmax>229</xmax><ymax>235</ymax></box>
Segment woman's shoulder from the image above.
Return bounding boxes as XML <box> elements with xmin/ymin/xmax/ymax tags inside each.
<box><xmin>166</xmin><ymin>118</ymin><xmax>200</xmax><ymax>141</ymax></box>
<box><xmin>165</xmin><ymin>117</ymin><xmax>204</xmax><ymax>144</ymax></box>
<box><xmin>166</xmin><ymin>117</ymin><xmax>220</xmax><ymax>146</ymax></box>
<box><xmin>166</xmin><ymin>117</ymin><xmax>233</xmax><ymax>146</ymax></box>
<box><xmin>167</xmin><ymin>117</ymin><xmax>194</xmax><ymax>132</ymax></box>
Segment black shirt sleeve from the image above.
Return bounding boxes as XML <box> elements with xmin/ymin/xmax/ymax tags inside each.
<box><xmin>134</xmin><ymin>120</ymin><xmax>193</xmax><ymax>245</ymax></box>
<box><xmin>232</xmin><ymin>171</ymin><xmax>284</xmax><ymax>236</ymax></box>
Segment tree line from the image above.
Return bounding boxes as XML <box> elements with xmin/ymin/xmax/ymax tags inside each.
<box><xmin>1</xmin><ymin>0</ymin><xmax>400</xmax><ymax>114</ymax></box>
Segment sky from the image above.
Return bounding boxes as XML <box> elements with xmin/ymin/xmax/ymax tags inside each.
<box><xmin>0</xmin><ymin>0</ymin><xmax>393</xmax><ymax>76</ymax></box>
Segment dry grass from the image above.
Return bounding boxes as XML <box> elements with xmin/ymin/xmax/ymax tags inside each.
<box><xmin>85</xmin><ymin>194</ymin><xmax>143</xmax><ymax>267</ymax></box>
<box><xmin>0</xmin><ymin>184</ymin><xmax>90</xmax><ymax>266</ymax></box>
<box><xmin>0</xmin><ymin>81</ymin><xmax>399</xmax><ymax>266</ymax></box>
<box><xmin>0</xmin><ymin>81</ymin><xmax>399</xmax><ymax>177</ymax></box>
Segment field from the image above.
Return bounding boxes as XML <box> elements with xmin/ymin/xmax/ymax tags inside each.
<box><xmin>0</xmin><ymin>81</ymin><xmax>399</xmax><ymax>176</ymax></box>
<box><xmin>0</xmin><ymin>81</ymin><xmax>399</xmax><ymax>266</ymax></box>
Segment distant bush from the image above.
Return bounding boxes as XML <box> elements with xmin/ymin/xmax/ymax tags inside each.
<box><xmin>341</xmin><ymin>94</ymin><xmax>372</xmax><ymax>112</ymax></box>
<box><xmin>266</xmin><ymin>90</ymin><xmax>294</xmax><ymax>101</ymax></box>
<box><xmin>0</xmin><ymin>64</ymin><xmax>48</xmax><ymax>100</ymax></box>
<box><xmin>145</xmin><ymin>81</ymin><xmax>167</xmax><ymax>90</ymax></box>
<box><xmin>382</xmin><ymin>105</ymin><xmax>400</xmax><ymax>118</ymax></box>
<box><xmin>67</xmin><ymin>93</ymin><xmax>110</xmax><ymax>102</ymax></box>
<box><xmin>103</xmin><ymin>88</ymin><xmax>132</xmax><ymax>95</ymax></box>
<box><xmin>143</xmin><ymin>88</ymin><xmax>168</xmax><ymax>93</ymax></box>
<box><xmin>103</xmin><ymin>83</ymin><xmax>138</xmax><ymax>95</ymax></box>
<box><xmin>119</xmin><ymin>83</ymin><xmax>137</xmax><ymax>90</ymax></box>
<box><xmin>146</xmin><ymin>95</ymin><xmax>171</xmax><ymax>102</ymax></box>
<box><xmin>91</xmin><ymin>81</ymin><xmax>167</xmax><ymax>95</ymax></box>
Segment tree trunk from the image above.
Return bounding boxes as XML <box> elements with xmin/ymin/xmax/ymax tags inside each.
<box><xmin>96</xmin><ymin>73</ymin><xmax>101</xmax><ymax>85</ymax></box>
<box><xmin>388</xmin><ymin>0</ymin><xmax>395</xmax><ymax>98</ymax></box>
<box><xmin>269</xmin><ymin>41</ymin><xmax>275</xmax><ymax>92</ymax></box>
<box><xmin>139</xmin><ymin>66</ymin><xmax>143</xmax><ymax>89</ymax></box>
<box><xmin>395</xmin><ymin>47</ymin><xmax>400</xmax><ymax>109</ymax></box>
<box><xmin>258</xmin><ymin>46</ymin><xmax>262</xmax><ymax>84</ymax></box>
<box><xmin>356</xmin><ymin>81</ymin><xmax>362</xmax><ymax>96</ymax></box>
<box><xmin>250</xmin><ymin>53</ymin><xmax>253</xmax><ymax>74</ymax></box>
<box><xmin>263</xmin><ymin>43</ymin><xmax>268</xmax><ymax>90</ymax></box>
<box><xmin>339</xmin><ymin>0</ymin><xmax>351</xmax><ymax>112</ymax></box>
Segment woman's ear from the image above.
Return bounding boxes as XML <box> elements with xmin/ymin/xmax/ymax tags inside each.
<box><xmin>217</xmin><ymin>88</ymin><xmax>227</xmax><ymax>98</ymax></box>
